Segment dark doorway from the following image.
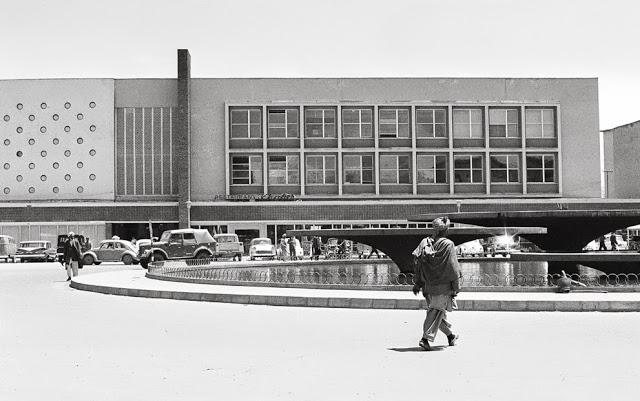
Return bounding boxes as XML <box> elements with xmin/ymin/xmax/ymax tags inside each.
<box><xmin>234</xmin><ymin>229</ymin><xmax>260</xmax><ymax>255</ymax></box>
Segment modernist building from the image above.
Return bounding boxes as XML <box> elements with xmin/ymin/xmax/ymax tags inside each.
<box><xmin>601</xmin><ymin>120</ymin><xmax>640</xmax><ymax>198</ymax></box>
<box><xmin>0</xmin><ymin>50</ymin><xmax>601</xmax><ymax>247</ymax></box>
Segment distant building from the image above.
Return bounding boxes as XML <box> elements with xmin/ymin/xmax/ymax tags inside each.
<box><xmin>601</xmin><ymin>120</ymin><xmax>640</xmax><ymax>198</ymax></box>
<box><xmin>0</xmin><ymin>50</ymin><xmax>601</xmax><ymax>245</ymax></box>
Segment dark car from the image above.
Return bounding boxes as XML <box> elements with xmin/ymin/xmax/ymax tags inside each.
<box><xmin>56</xmin><ymin>234</ymin><xmax>91</xmax><ymax>265</ymax></box>
<box><xmin>138</xmin><ymin>229</ymin><xmax>216</xmax><ymax>269</ymax></box>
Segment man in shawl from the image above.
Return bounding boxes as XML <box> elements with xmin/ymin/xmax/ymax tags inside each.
<box><xmin>412</xmin><ymin>216</ymin><xmax>462</xmax><ymax>351</ymax></box>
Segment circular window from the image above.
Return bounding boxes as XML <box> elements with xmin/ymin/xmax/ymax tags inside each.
<box><xmin>40</xmin><ymin>126</ymin><xmax>47</xmax><ymax>133</ymax></box>
<box><xmin>77</xmin><ymin>161</ymin><xmax>84</xmax><ymax>168</ymax></box>
<box><xmin>40</xmin><ymin>175</ymin><xmax>47</xmax><ymax>182</ymax></box>
<box><xmin>64</xmin><ymin>174</ymin><xmax>71</xmax><ymax>181</ymax></box>
<box><xmin>77</xmin><ymin>113</ymin><xmax>84</xmax><ymax>120</ymax></box>
<box><xmin>53</xmin><ymin>138</ymin><xmax>59</xmax><ymax>145</ymax></box>
<box><xmin>89</xmin><ymin>149</ymin><xmax>96</xmax><ymax>156</ymax></box>
<box><xmin>3</xmin><ymin>187</ymin><xmax>9</xmax><ymax>195</ymax></box>
<box><xmin>28</xmin><ymin>115</ymin><xmax>35</xmax><ymax>121</ymax></box>
<box><xmin>77</xmin><ymin>186</ymin><xmax>84</xmax><ymax>193</ymax></box>
<box><xmin>53</xmin><ymin>114</ymin><xmax>59</xmax><ymax>121</ymax></box>
<box><xmin>28</xmin><ymin>163</ymin><xmax>35</xmax><ymax>169</ymax></box>
<box><xmin>89</xmin><ymin>102</ymin><xmax>96</xmax><ymax>108</ymax></box>
<box><xmin>3</xmin><ymin>115</ymin><xmax>9</xmax><ymax>122</ymax></box>
<box><xmin>41</xmin><ymin>103</ymin><xmax>47</xmax><ymax>109</ymax></box>
<box><xmin>64</xmin><ymin>102</ymin><xmax>71</xmax><ymax>109</ymax></box>
<box><xmin>28</xmin><ymin>138</ymin><xmax>35</xmax><ymax>145</ymax></box>
<box><xmin>16</xmin><ymin>151</ymin><xmax>23</xmax><ymax>157</ymax></box>
<box><xmin>89</xmin><ymin>173</ymin><xmax>96</xmax><ymax>181</ymax></box>
<box><xmin>3</xmin><ymin>139</ymin><xmax>9</xmax><ymax>146</ymax></box>
<box><xmin>52</xmin><ymin>162</ymin><xmax>59</xmax><ymax>169</ymax></box>
<box><xmin>89</xmin><ymin>125</ymin><xmax>96</xmax><ymax>132</ymax></box>
<box><xmin>77</xmin><ymin>137</ymin><xmax>83</xmax><ymax>144</ymax></box>
<box><xmin>28</xmin><ymin>187</ymin><xmax>35</xmax><ymax>194</ymax></box>
<box><xmin>64</xmin><ymin>150</ymin><xmax>71</xmax><ymax>157</ymax></box>
<box><xmin>53</xmin><ymin>187</ymin><xmax>59</xmax><ymax>194</ymax></box>
<box><xmin>3</xmin><ymin>163</ymin><xmax>9</xmax><ymax>170</ymax></box>
<box><xmin>16</xmin><ymin>103</ymin><xmax>23</xmax><ymax>110</ymax></box>
<box><xmin>16</xmin><ymin>175</ymin><xmax>23</xmax><ymax>182</ymax></box>
<box><xmin>16</xmin><ymin>127</ymin><xmax>23</xmax><ymax>133</ymax></box>
<box><xmin>64</xmin><ymin>126</ymin><xmax>71</xmax><ymax>133</ymax></box>
<box><xmin>40</xmin><ymin>150</ymin><xmax>47</xmax><ymax>157</ymax></box>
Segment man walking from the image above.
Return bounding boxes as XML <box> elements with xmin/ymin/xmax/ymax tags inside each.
<box><xmin>412</xmin><ymin>216</ymin><xmax>462</xmax><ymax>351</ymax></box>
<box><xmin>64</xmin><ymin>232</ymin><xmax>82</xmax><ymax>281</ymax></box>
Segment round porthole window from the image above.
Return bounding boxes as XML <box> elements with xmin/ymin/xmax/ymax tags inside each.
<box><xmin>16</xmin><ymin>151</ymin><xmax>23</xmax><ymax>157</ymax></box>
<box><xmin>40</xmin><ymin>126</ymin><xmax>47</xmax><ymax>133</ymax></box>
<box><xmin>16</xmin><ymin>127</ymin><xmax>23</xmax><ymax>133</ymax></box>
<box><xmin>28</xmin><ymin>138</ymin><xmax>35</xmax><ymax>145</ymax></box>
<box><xmin>52</xmin><ymin>162</ymin><xmax>59</xmax><ymax>169</ymax></box>
<box><xmin>40</xmin><ymin>150</ymin><xmax>47</xmax><ymax>157</ymax></box>
<box><xmin>28</xmin><ymin>163</ymin><xmax>35</xmax><ymax>169</ymax></box>
<box><xmin>89</xmin><ymin>125</ymin><xmax>96</xmax><ymax>132</ymax></box>
<box><xmin>89</xmin><ymin>174</ymin><xmax>96</xmax><ymax>180</ymax></box>
<box><xmin>64</xmin><ymin>102</ymin><xmax>71</xmax><ymax>109</ymax></box>
<box><xmin>41</xmin><ymin>103</ymin><xmax>47</xmax><ymax>109</ymax></box>
<box><xmin>3</xmin><ymin>115</ymin><xmax>9</xmax><ymax>122</ymax></box>
<box><xmin>28</xmin><ymin>187</ymin><xmax>35</xmax><ymax>194</ymax></box>
<box><xmin>16</xmin><ymin>103</ymin><xmax>23</xmax><ymax>110</ymax></box>
<box><xmin>77</xmin><ymin>138</ymin><xmax>83</xmax><ymax>144</ymax></box>
<box><xmin>77</xmin><ymin>161</ymin><xmax>83</xmax><ymax>168</ymax></box>
<box><xmin>53</xmin><ymin>138</ymin><xmax>59</xmax><ymax>145</ymax></box>
<box><xmin>3</xmin><ymin>139</ymin><xmax>9</xmax><ymax>146</ymax></box>
<box><xmin>64</xmin><ymin>150</ymin><xmax>71</xmax><ymax>157</ymax></box>
<box><xmin>16</xmin><ymin>175</ymin><xmax>23</xmax><ymax>182</ymax></box>
<box><xmin>77</xmin><ymin>113</ymin><xmax>84</xmax><ymax>120</ymax></box>
<box><xmin>64</xmin><ymin>174</ymin><xmax>71</xmax><ymax>181</ymax></box>
<box><xmin>53</xmin><ymin>114</ymin><xmax>59</xmax><ymax>121</ymax></box>
<box><xmin>64</xmin><ymin>126</ymin><xmax>71</xmax><ymax>133</ymax></box>
<box><xmin>3</xmin><ymin>187</ymin><xmax>9</xmax><ymax>195</ymax></box>
<box><xmin>89</xmin><ymin>102</ymin><xmax>96</xmax><ymax>108</ymax></box>
<box><xmin>53</xmin><ymin>187</ymin><xmax>59</xmax><ymax>194</ymax></box>
<box><xmin>28</xmin><ymin>115</ymin><xmax>35</xmax><ymax>121</ymax></box>
<box><xmin>40</xmin><ymin>175</ymin><xmax>47</xmax><ymax>182</ymax></box>
<box><xmin>77</xmin><ymin>186</ymin><xmax>84</xmax><ymax>193</ymax></box>
<box><xmin>3</xmin><ymin>163</ymin><xmax>9</xmax><ymax>170</ymax></box>
<box><xmin>89</xmin><ymin>149</ymin><xmax>96</xmax><ymax>156</ymax></box>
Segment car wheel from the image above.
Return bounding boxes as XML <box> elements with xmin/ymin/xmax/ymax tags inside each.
<box><xmin>195</xmin><ymin>251</ymin><xmax>209</xmax><ymax>261</ymax></box>
<box><xmin>122</xmin><ymin>254</ymin><xmax>134</xmax><ymax>265</ymax></box>
<box><xmin>82</xmin><ymin>254</ymin><xmax>94</xmax><ymax>266</ymax></box>
<box><xmin>94</xmin><ymin>261</ymin><xmax>102</xmax><ymax>265</ymax></box>
<box><xmin>152</xmin><ymin>252</ymin><xmax>165</xmax><ymax>262</ymax></box>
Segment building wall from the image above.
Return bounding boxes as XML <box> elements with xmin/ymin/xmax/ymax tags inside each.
<box><xmin>0</xmin><ymin>79</ymin><xmax>115</xmax><ymax>201</ymax></box>
<box><xmin>601</xmin><ymin>130</ymin><xmax>615</xmax><ymax>197</ymax></box>
<box><xmin>610</xmin><ymin>121</ymin><xmax>640</xmax><ymax>198</ymax></box>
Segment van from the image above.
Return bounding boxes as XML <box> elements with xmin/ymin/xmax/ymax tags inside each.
<box><xmin>0</xmin><ymin>235</ymin><xmax>18</xmax><ymax>262</ymax></box>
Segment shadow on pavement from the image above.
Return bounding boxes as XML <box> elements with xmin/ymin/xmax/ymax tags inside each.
<box><xmin>388</xmin><ymin>345</ymin><xmax>446</xmax><ymax>352</ymax></box>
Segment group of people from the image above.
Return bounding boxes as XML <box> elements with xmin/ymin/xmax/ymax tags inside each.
<box><xmin>598</xmin><ymin>234</ymin><xmax>619</xmax><ymax>251</ymax></box>
<box><xmin>279</xmin><ymin>234</ymin><xmax>301</xmax><ymax>261</ymax></box>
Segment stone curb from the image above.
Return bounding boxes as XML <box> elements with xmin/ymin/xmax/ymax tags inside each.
<box><xmin>70</xmin><ymin>281</ymin><xmax>640</xmax><ymax>312</ymax></box>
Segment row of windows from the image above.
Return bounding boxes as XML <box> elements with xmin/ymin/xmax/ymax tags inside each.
<box><xmin>229</xmin><ymin>107</ymin><xmax>556</xmax><ymax>140</ymax></box>
<box><xmin>230</xmin><ymin>153</ymin><xmax>556</xmax><ymax>186</ymax></box>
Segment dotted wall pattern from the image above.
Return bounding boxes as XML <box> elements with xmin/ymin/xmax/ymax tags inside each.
<box><xmin>0</xmin><ymin>79</ymin><xmax>115</xmax><ymax>200</ymax></box>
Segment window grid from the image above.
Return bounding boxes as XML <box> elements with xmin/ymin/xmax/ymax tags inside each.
<box><xmin>490</xmin><ymin>154</ymin><xmax>520</xmax><ymax>183</ymax></box>
<box><xmin>416</xmin><ymin>108</ymin><xmax>447</xmax><ymax>138</ymax></box>
<box><xmin>378</xmin><ymin>108</ymin><xmax>410</xmax><ymax>138</ymax></box>
<box><xmin>231</xmin><ymin>155</ymin><xmax>263</xmax><ymax>185</ymax></box>
<box><xmin>416</xmin><ymin>154</ymin><xmax>447</xmax><ymax>184</ymax></box>
<box><xmin>489</xmin><ymin>109</ymin><xmax>519</xmax><ymax>138</ymax></box>
<box><xmin>305</xmin><ymin>108</ymin><xmax>336</xmax><ymax>138</ymax></box>
<box><xmin>525</xmin><ymin>109</ymin><xmax>556</xmax><ymax>138</ymax></box>
<box><xmin>306</xmin><ymin>155</ymin><xmax>336</xmax><ymax>185</ymax></box>
<box><xmin>230</xmin><ymin>109</ymin><xmax>262</xmax><ymax>138</ymax></box>
<box><xmin>343</xmin><ymin>155</ymin><xmax>374</xmax><ymax>185</ymax></box>
<box><xmin>526</xmin><ymin>154</ymin><xmax>556</xmax><ymax>183</ymax></box>
<box><xmin>379</xmin><ymin>155</ymin><xmax>411</xmax><ymax>184</ymax></box>
<box><xmin>453</xmin><ymin>109</ymin><xmax>483</xmax><ymax>138</ymax></box>
<box><xmin>342</xmin><ymin>108</ymin><xmax>373</xmax><ymax>138</ymax></box>
<box><xmin>268</xmin><ymin>155</ymin><xmax>299</xmax><ymax>185</ymax></box>
<box><xmin>454</xmin><ymin>155</ymin><xmax>484</xmax><ymax>183</ymax></box>
<box><xmin>268</xmin><ymin>109</ymin><xmax>299</xmax><ymax>138</ymax></box>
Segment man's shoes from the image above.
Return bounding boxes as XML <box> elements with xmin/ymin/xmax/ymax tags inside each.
<box><xmin>66</xmin><ymin>277</ymin><xmax>71</xmax><ymax>281</ymax></box>
<box><xmin>418</xmin><ymin>338</ymin><xmax>432</xmax><ymax>351</ymax></box>
<box><xmin>447</xmin><ymin>334</ymin><xmax>459</xmax><ymax>346</ymax></box>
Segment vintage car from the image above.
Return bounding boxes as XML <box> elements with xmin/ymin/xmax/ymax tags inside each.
<box><xmin>56</xmin><ymin>234</ymin><xmax>92</xmax><ymax>264</ymax></box>
<box><xmin>0</xmin><ymin>235</ymin><xmax>18</xmax><ymax>262</ymax></box>
<box><xmin>82</xmin><ymin>239</ymin><xmax>140</xmax><ymax>265</ymax></box>
<box><xmin>213</xmin><ymin>233</ymin><xmax>244</xmax><ymax>261</ymax></box>
<box><xmin>16</xmin><ymin>240</ymin><xmax>57</xmax><ymax>262</ymax></box>
<box><xmin>249</xmin><ymin>238</ymin><xmax>276</xmax><ymax>260</ymax></box>
<box><xmin>138</xmin><ymin>228</ymin><xmax>216</xmax><ymax>269</ymax></box>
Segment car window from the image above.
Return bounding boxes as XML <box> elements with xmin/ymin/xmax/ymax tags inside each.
<box><xmin>253</xmin><ymin>239</ymin><xmax>271</xmax><ymax>245</ymax></box>
<box><xmin>114</xmin><ymin>242</ymin><xmax>123</xmax><ymax>249</ymax></box>
<box><xmin>183</xmin><ymin>233</ymin><xmax>196</xmax><ymax>245</ymax></box>
<box><xmin>99</xmin><ymin>242</ymin><xmax>110</xmax><ymax>250</ymax></box>
<box><xmin>169</xmin><ymin>234</ymin><xmax>182</xmax><ymax>243</ymax></box>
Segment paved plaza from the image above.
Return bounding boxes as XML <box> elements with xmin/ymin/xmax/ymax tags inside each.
<box><xmin>2</xmin><ymin>263</ymin><xmax>640</xmax><ymax>401</ymax></box>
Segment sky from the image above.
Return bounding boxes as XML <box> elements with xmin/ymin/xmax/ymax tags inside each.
<box><xmin>1</xmin><ymin>0</ymin><xmax>639</xmax><ymax>130</ymax></box>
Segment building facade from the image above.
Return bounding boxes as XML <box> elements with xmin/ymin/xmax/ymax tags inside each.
<box><xmin>0</xmin><ymin>50</ymin><xmax>601</xmax><ymax>247</ymax></box>
<box><xmin>601</xmin><ymin>120</ymin><xmax>640</xmax><ymax>198</ymax></box>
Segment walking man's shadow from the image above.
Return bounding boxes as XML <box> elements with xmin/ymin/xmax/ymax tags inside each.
<box><xmin>388</xmin><ymin>345</ymin><xmax>446</xmax><ymax>352</ymax></box>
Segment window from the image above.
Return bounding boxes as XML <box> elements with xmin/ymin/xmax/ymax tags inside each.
<box><xmin>453</xmin><ymin>109</ymin><xmax>483</xmax><ymax>138</ymax></box>
<box><xmin>268</xmin><ymin>108</ymin><xmax>298</xmax><ymax>138</ymax></box>
<box><xmin>183</xmin><ymin>233</ymin><xmax>196</xmax><ymax>245</ymax></box>
<box><xmin>379</xmin><ymin>155</ymin><xmax>411</xmax><ymax>184</ymax></box>
<box><xmin>379</xmin><ymin>108</ymin><xmax>410</xmax><ymax>138</ymax></box>
<box><xmin>343</xmin><ymin>155</ymin><xmax>373</xmax><ymax>184</ymax></box>
<box><xmin>231</xmin><ymin>155</ymin><xmax>262</xmax><ymax>185</ymax></box>
<box><xmin>417</xmin><ymin>154</ymin><xmax>447</xmax><ymax>184</ymax></box>
<box><xmin>305</xmin><ymin>108</ymin><xmax>336</xmax><ymax>138</ymax></box>
<box><xmin>454</xmin><ymin>155</ymin><xmax>483</xmax><ymax>183</ymax></box>
<box><xmin>416</xmin><ymin>108</ymin><xmax>447</xmax><ymax>138</ymax></box>
<box><xmin>268</xmin><ymin>155</ymin><xmax>299</xmax><ymax>185</ymax></box>
<box><xmin>230</xmin><ymin>108</ymin><xmax>261</xmax><ymax>138</ymax></box>
<box><xmin>306</xmin><ymin>155</ymin><xmax>336</xmax><ymax>184</ymax></box>
<box><xmin>342</xmin><ymin>108</ymin><xmax>373</xmax><ymax>138</ymax></box>
<box><xmin>527</xmin><ymin>154</ymin><xmax>555</xmax><ymax>183</ymax></box>
<box><xmin>526</xmin><ymin>109</ymin><xmax>556</xmax><ymax>138</ymax></box>
<box><xmin>489</xmin><ymin>109</ymin><xmax>519</xmax><ymax>138</ymax></box>
<box><xmin>490</xmin><ymin>154</ymin><xmax>520</xmax><ymax>183</ymax></box>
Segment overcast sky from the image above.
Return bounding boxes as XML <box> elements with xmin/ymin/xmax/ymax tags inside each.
<box><xmin>1</xmin><ymin>0</ymin><xmax>638</xmax><ymax>129</ymax></box>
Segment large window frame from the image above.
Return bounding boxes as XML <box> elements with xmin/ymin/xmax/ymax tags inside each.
<box><xmin>268</xmin><ymin>155</ymin><xmax>299</xmax><ymax>185</ymax></box>
<box><xmin>231</xmin><ymin>155</ymin><xmax>263</xmax><ymax>185</ymax></box>
<box><xmin>267</xmin><ymin>108</ymin><xmax>299</xmax><ymax>138</ymax></box>
<box><xmin>489</xmin><ymin>108</ymin><xmax>519</xmax><ymax>138</ymax></box>
<box><xmin>454</xmin><ymin>154</ymin><xmax>484</xmax><ymax>183</ymax></box>
<box><xmin>305</xmin><ymin>155</ymin><xmax>336</xmax><ymax>185</ymax></box>
<box><xmin>305</xmin><ymin>108</ymin><xmax>336</xmax><ymax>138</ymax></box>
<box><xmin>230</xmin><ymin>108</ymin><xmax>262</xmax><ymax>139</ymax></box>
<box><xmin>416</xmin><ymin>154</ymin><xmax>448</xmax><ymax>184</ymax></box>
<box><xmin>416</xmin><ymin>108</ymin><xmax>447</xmax><ymax>138</ymax></box>
<box><xmin>490</xmin><ymin>154</ymin><xmax>520</xmax><ymax>183</ymax></box>
<box><xmin>526</xmin><ymin>154</ymin><xmax>556</xmax><ymax>183</ymax></box>
<box><xmin>453</xmin><ymin>108</ymin><xmax>483</xmax><ymax>138</ymax></box>
<box><xmin>379</xmin><ymin>154</ymin><xmax>411</xmax><ymax>184</ymax></box>
<box><xmin>378</xmin><ymin>108</ymin><xmax>410</xmax><ymax>138</ymax></box>
<box><xmin>343</xmin><ymin>154</ymin><xmax>374</xmax><ymax>185</ymax></box>
<box><xmin>525</xmin><ymin>108</ymin><xmax>556</xmax><ymax>138</ymax></box>
<box><xmin>342</xmin><ymin>107</ymin><xmax>373</xmax><ymax>138</ymax></box>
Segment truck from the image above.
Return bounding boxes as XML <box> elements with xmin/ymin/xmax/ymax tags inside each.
<box><xmin>213</xmin><ymin>233</ymin><xmax>244</xmax><ymax>261</ymax></box>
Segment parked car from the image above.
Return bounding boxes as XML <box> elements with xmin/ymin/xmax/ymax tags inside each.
<box><xmin>457</xmin><ymin>240</ymin><xmax>485</xmax><ymax>257</ymax></box>
<box><xmin>56</xmin><ymin>234</ymin><xmax>91</xmax><ymax>264</ymax></box>
<box><xmin>16</xmin><ymin>240</ymin><xmax>57</xmax><ymax>262</ymax></box>
<box><xmin>249</xmin><ymin>238</ymin><xmax>276</xmax><ymax>260</ymax></box>
<box><xmin>0</xmin><ymin>235</ymin><xmax>18</xmax><ymax>262</ymax></box>
<box><xmin>138</xmin><ymin>229</ymin><xmax>216</xmax><ymax>269</ymax></box>
<box><xmin>82</xmin><ymin>239</ymin><xmax>139</xmax><ymax>265</ymax></box>
<box><xmin>213</xmin><ymin>233</ymin><xmax>244</xmax><ymax>261</ymax></box>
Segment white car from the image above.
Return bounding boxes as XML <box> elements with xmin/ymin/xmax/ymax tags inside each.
<box><xmin>457</xmin><ymin>240</ymin><xmax>485</xmax><ymax>257</ymax></box>
<box><xmin>249</xmin><ymin>238</ymin><xmax>276</xmax><ymax>260</ymax></box>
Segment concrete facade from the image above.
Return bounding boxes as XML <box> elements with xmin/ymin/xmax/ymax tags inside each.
<box><xmin>602</xmin><ymin>120</ymin><xmax>640</xmax><ymax>198</ymax></box>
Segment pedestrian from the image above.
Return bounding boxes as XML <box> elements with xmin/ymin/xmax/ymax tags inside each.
<box><xmin>598</xmin><ymin>236</ymin><xmax>607</xmax><ymax>251</ymax></box>
<box><xmin>63</xmin><ymin>232</ymin><xmax>81</xmax><ymax>281</ymax></box>
<box><xmin>610</xmin><ymin>234</ymin><xmax>618</xmax><ymax>251</ymax></box>
<box><xmin>312</xmin><ymin>236</ymin><xmax>322</xmax><ymax>260</ymax></box>
<box><xmin>288</xmin><ymin>236</ymin><xmax>297</xmax><ymax>261</ymax></box>
<box><xmin>279</xmin><ymin>234</ymin><xmax>289</xmax><ymax>261</ymax></box>
<box><xmin>412</xmin><ymin>216</ymin><xmax>462</xmax><ymax>351</ymax></box>
<box><xmin>366</xmin><ymin>247</ymin><xmax>381</xmax><ymax>259</ymax></box>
